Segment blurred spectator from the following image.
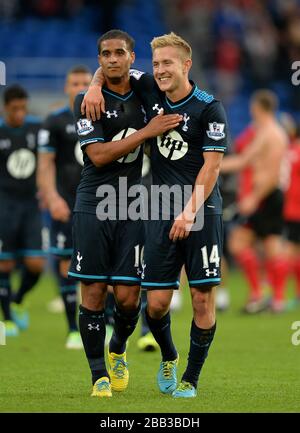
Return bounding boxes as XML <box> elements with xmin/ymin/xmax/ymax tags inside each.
<box><xmin>0</xmin><ymin>0</ymin><xmax>20</xmax><ymax>21</ymax></box>
<box><xmin>160</xmin><ymin>0</ymin><xmax>300</xmax><ymax>104</ymax></box>
<box><xmin>79</xmin><ymin>0</ymin><xmax>123</xmax><ymax>33</ymax></box>
<box><xmin>215</xmin><ymin>29</ymin><xmax>242</xmax><ymax>102</ymax></box>
<box><xmin>19</xmin><ymin>0</ymin><xmax>84</xmax><ymax>18</ymax></box>
<box><xmin>243</xmin><ymin>8</ymin><xmax>278</xmax><ymax>88</ymax></box>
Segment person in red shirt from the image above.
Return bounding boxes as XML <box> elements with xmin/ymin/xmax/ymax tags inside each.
<box><xmin>222</xmin><ymin>123</ymin><xmax>267</xmax><ymax>312</ymax></box>
<box><xmin>222</xmin><ymin>90</ymin><xmax>289</xmax><ymax>313</ymax></box>
<box><xmin>283</xmin><ymin>125</ymin><xmax>300</xmax><ymax>307</ymax></box>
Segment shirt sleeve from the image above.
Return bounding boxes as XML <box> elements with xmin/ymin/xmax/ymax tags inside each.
<box><xmin>201</xmin><ymin>100</ymin><xmax>229</xmax><ymax>153</ymax></box>
<box><xmin>74</xmin><ymin>92</ymin><xmax>105</xmax><ymax>151</ymax></box>
<box><xmin>37</xmin><ymin>115</ymin><xmax>58</xmax><ymax>154</ymax></box>
<box><xmin>129</xmin><ymin>70</ymin><xmax>161</xmax><ymax>105</ymax></box>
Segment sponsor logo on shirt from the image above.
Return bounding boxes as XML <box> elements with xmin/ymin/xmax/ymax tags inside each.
<box><xmin>157</xmin><ymin>130</ymin><xmax>188</xmax><ymax>160</ymax></box>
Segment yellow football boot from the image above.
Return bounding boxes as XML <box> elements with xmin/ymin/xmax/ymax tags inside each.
<box><xmin>108</xmin><ymin>352</ymin><xmax>129</xmax><ymax>391</ymax></box>
<box><xmin>91</xmin><ymin>377</ymin><xmax>112</xmax><ymax>398</ymax></box>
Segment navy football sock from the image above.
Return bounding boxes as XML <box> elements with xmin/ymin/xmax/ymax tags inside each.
<box><xmin>79</xmin><ymin>305</ymin><xmax>108</xmax><ymax>384</ymax></box>
<box><xmin>140</xmin><ymin>290</ymin><xmax>150</xmax><ymax>336</ymax></box>
<box><xmin>60</xmin><ymin>276</ymin><xmax>78</xmax><ymax>332</ymax></box>
<box><xmin>14</xmin><ymin>268</ymin><xmax>41</xmax><ymax>305</ymax></box>
<box><xmin>145</xmin><ymin>309</ymin><xmax>177</xmax><ymax>361</ymax></box>
<box><xmin>0</xmin><ymin>272</ymin><xmax>12</xmax><ymax>321</ymax></box>
<box><xmin>109</xmin><ymin>302</ymin><xmax>141</xmax><ymax>354</ymax></box>
<box><xmin>182</xmin><ymin>320</ymin><xmax>216</xmax><ymax>388</ymax></box>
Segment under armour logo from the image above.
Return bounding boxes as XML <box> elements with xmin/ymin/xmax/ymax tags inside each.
<box><xmin>88</xmin><ymin>324</ymin><xmax>100</xmax><ymax>331</ymax></box>
<box><xmin>182</xmin><ymin>113</ymin><xmax>190</xmax><ymax>132</ymax></box>
<box><xmin>205</xmin><ymin>269</ymin><xmax>218</xmax><ymax>277</ymax></box>
<box><xmin>76</xmin><ymin>251</ymin><xmax>83</xmax><ymax>272</ymax></box>
<box><xmin>152</xmin><ymin>104</ymin><xmax>163</xmax><ymax>114</ymax></box>
<box><xmin>106</xmin><ymin>110</ymin><xmax>118</xmax><ymax>118</ymax></box>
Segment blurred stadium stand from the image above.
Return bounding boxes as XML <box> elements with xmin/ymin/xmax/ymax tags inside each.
<box><xmin>0</xmin><ymin>0</ymin><xmax>300</xmax><ymax>136</ymax></box>
<box><xmin>0</xmin><ymin>0</ymin><xmax>165</xmax><ymax>115</ymax></box>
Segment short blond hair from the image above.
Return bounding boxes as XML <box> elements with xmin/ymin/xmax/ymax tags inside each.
<box><xmin>151</xmin><ymin>32</ymin><xmax>192</xmax><ymax>60</ymax></box>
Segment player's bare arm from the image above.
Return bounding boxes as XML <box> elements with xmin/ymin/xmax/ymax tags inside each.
<box><xmin>81</xmin><ymin>67</ymin><xmax>105</xmax><ymax>120</ymax></box>
<box><xmin>220</xmin><ymin>132</ymin><xmax>265</xmax><ymax>173</ymax></box>
<box><xmin>169</xmin><ymin>151</ymin><xmax>223</xmax><ymax>241</ymax></box>
<box><xmin>86</xmin><ymin>111</ymin><xmax>182</xmax><ymax>167</ymax></box>
<box><xmin>37</xmin><ymin>152</ymin><xmax>70</xmax><ymax>222</ymax></box>
<box><xmin>239</xmin><ymin>126</ymin><xmax>287</xmax><ymax>215</ymax></box>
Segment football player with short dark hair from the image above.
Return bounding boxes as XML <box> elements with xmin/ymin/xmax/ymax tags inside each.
<box><xmin>70</xmin><ymin>30</ymin><xmax>182</xmax><ymax>398</ymax></box>
<box><xmin>37</xmin><ymin>65</ymin><xmax>92</xmax><ymax>349</ymax></box>
<box><xmin>0</xmin><ymin>85</ymin><xmax>45</xmax><ymax>336</ymax></box>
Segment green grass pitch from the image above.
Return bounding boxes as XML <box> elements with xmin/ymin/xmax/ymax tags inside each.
<box><xmin>1</xmin><ymin>271</ymin><xmax>300</xmax><ymax>413</ymax></box>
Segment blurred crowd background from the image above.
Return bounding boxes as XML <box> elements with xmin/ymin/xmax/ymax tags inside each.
<box><xmin>0</xmin><ymin>0</ymin><xmax>300</xmax><ymax>138</ymax></box>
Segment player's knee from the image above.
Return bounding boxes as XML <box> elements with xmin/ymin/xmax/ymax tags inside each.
<box><xmin>114</xmin><ymin>286</ymin><xmax>140</xmax><ymax>311</ymax></box>
<box><xmin>81</xmin><ymin>283</ymin><xmax>106</xmax><ymax>310</ymax></box>
<box><xmin>191</xmin><ymin>288</ymin><xmax>213</xmax><ymax>316</ymax></box>
<box><xmin>114</xmin><ymin>285</ymin><xmax>140</xmax><ymax>311</ymax></box>
<box><xmin>0</xmin><ymin>259</ymin><xmax>16</xmax><ymax>273</ymax></box>
<box><xmin>24</xmin><ymin>257</ymin><xmax>45</xmax><ymax>274</ymax></box>
<box><xmin>228</xmin><ymin>233</ymin><xmax>242</xmax><ymax>256</ymax></box>
<box><xmin>263</xmin><ymin>235</ymin><xmax>282</xmax><ymax>258</ymax></box>
<box><xmin>147</xmin><ymin>297</ymin><xmax>170</xmax><ymax>319</ymax></box>
<box><xmin>59</xmin><ymin>259</ymin><xmax>71</xmax><ymax>278</ymax></box>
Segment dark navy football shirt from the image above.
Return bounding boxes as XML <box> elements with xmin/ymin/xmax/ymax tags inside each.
<box><xmin>129</xmin><ymin>71</ymin><xmax>229</xmax><ymax>216</ymax></box>
<box><xmin>0</xmin><ymin>115</ymin><xmax>41</xmax><ymax>201</ymax></box>
<box><xmin>38</xmin><ymin>106</ymin><xmax>83</xmax><ymax>208</ymax></box>
<box><xmin>73</xmin><ymin>88</ymin><xmax>145</xmax><ymax>215</ymax></box>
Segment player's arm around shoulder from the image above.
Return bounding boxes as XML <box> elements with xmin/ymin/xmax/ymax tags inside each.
<box><xmin>80</xmin><ymin>67</ymin><xmax>106</xmax><ymax>121</ymax></box>
<box><xmin>129</xmin><ymin>69</ymin><xmax>159</xmax><ymax>99</ymax></box>
<box><xmin>81</xmin><ymin>68</ymin><xmax>158</xmax><ymax>121</ymax></box>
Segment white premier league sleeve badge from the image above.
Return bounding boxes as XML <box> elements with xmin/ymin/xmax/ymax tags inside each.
<box><xmin>77</xmin><ymin>118</ymin><xmax>94</xmax><ymax>136</ymax></box>
<box><xmin>206</xmin><ymin>122</ymin><xmax>225</xmax><ymax>141</ymax></box>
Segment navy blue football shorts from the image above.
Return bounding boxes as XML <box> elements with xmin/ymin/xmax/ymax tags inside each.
<box><xmin>141</xmin><ymin>214</ymin><xmax>223</xmax><ymax>291</ymax></box>
<box><xmin>0</xmin><ymin>197</ymin><xmax>45</xmax><ymax>260</ymax></box>
<box><xmin>68</xmin><ymin>212</ymin><xmax>145</xmax><ymax>285</ymax></box>
<box><xmin>50</xmin><ymin>218</ymin><xmax>73</xmax><ymax>259</ymax></box>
